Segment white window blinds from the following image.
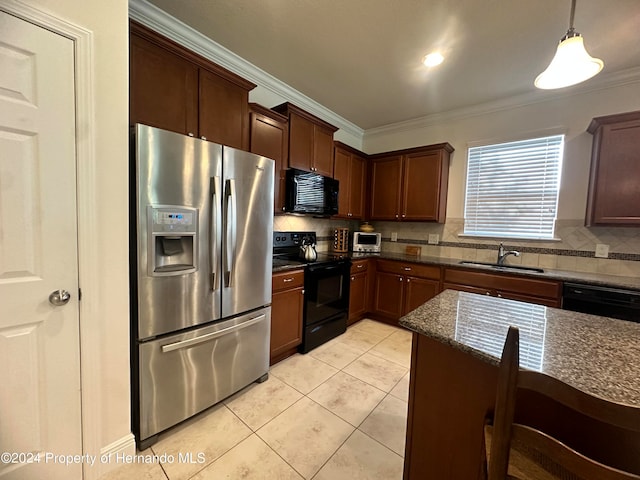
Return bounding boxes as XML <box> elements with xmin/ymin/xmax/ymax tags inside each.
<box><xmin>464</xmin><ymin>135</ymin><xmax>564</xmax><ymax>239</ymax></box>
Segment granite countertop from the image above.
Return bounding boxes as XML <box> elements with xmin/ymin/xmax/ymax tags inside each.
<box><xmin>399</xmin><ymin>289</ymin><xmax>640</xmax><ymax>407</ymax></box>
<box><xmin>272</xmin><ymin>251</ymin><xmax>640</xmax><ymax>291</ymax></box>
<box><xmin>350</xmin><ymin>251</ymin><xmax>640</xmax><ymax>291</ymax></box>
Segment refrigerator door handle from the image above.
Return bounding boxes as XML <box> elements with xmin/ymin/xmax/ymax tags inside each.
<box><xmin>210</xmin><ymin>176</ymin><xmax>221</xmax><ymax>291</ymax></box>
<box><xmin>224</xmin><ymin>178</ymin><xmax>237</xmax><ymax>287</ymax></box>
<box><xmin>160</xmin><ymin>314</ymin><xmax>266</xmax><ymax>353</ymax></box>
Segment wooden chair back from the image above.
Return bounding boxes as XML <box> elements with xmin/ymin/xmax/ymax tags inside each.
<box><xmin>487</xmin><ymin>326</ymin><xmax>640</xmax><ymax>480</ymax></box>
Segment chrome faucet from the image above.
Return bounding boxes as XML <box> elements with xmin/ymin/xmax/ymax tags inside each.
<box><xmin>497</xmin><ymin>243</ymin><xmax>520</xmax><ymax>265</ymax></box>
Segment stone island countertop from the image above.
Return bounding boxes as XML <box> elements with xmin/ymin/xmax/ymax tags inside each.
<box><xmin>399</xmin><ymin>289</ymin><xmax>640</xmax><ymax>407</ymax></box>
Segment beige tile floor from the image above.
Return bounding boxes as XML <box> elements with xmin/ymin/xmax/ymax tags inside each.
<box><xmin>102</xmin><ymin>319</ymin><xmax>410</xmax><ymax>480</ymax></box>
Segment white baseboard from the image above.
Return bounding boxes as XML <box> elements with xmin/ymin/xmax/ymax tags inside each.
<box><xmin>88</xmin><ymin>433</ymin><xmax>137</xmax><ymax>479</ymax></box>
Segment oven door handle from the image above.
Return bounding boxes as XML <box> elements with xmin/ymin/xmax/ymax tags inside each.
<box><xmin>307</xmin><ymin>263</ymin><xmax>347</xmax><ymax>273</ymax></box>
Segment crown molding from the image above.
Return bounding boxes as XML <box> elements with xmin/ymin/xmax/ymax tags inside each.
<box><xmin>129</xmin><ymin>0</ymin><xmax>364</xmax><ymax>141</ymax></box>
<box><xmin>364</xmin><ymin>66</ymin><xmax>640</xmax><ymax>139</ymax></box>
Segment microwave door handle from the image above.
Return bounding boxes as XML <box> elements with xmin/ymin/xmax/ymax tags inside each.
<box><xmin>293</xmin><ymin>177</ymin><xmax>298</xmax><ymax>206</ymax></box>
<box><xmin>209</xmin><ymin>176</ymin><xmax>221</xmax><ymax>291</ymax></box>
<box><xmin>224</xmin><ymin>178</ymin><xmax>237</xmax><ymax>287</ymax></box>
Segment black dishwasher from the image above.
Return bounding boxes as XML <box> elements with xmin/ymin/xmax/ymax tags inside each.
<box><xmin>562</xmin><ymin>283</ymin><xmax>640</xmax><ymax>323</ymax></box>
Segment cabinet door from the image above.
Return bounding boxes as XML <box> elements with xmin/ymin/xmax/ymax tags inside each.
<box><xmin>199</xmin><ymin>68</ymin><xmax>249</xmax><ymax>149</ymax></box>
<box><xmin>373</xmin><ymin>271</ymin><xmax>404</xmax><ymax>321</ymax></box>
<box><xmin>313</xmin><ymin>126</ymin><xmax>335</xmax><ymax>176</ymax></box>
<box><xmin>130</xmin><ymin>33</ymin><xmax>198</xmax><ymax>135</ymax></box>
<box><xmin>587</xmin><ymin>118</ymin><xmax>640</xmax><ymax>225</ymax></box>
<box><xmin>250</xmin><ymin>111</ymin><xmax>288</xmax><ymax>214</ymax></box>
<box><xmin>333</xmin><ymin>147</ymin><xmax>351</xmax><ymax>218</ymax></box>
<box><xmin>403</xmin><ymin>277</ymin><xmax>439</xmax><ymax>315</ymax></box>
<box><xmin>270</xmin><ymin>286</ymin><xmax>304</xmax><ymax>364</ymax></box>
<box><xmin>402</xmin><ymin>151</ymin><xmax>444</xmax><ymax>221</ymax></box>
<box><xmin>350</xmin><ymin>154</ymin><xmax>366</xmax><ymax>219</ymax></box>
<box><xmin>349</xmin><ymin>271</ymin><xmax>368</xmax><ymax>324</ymax></box>
<box><xmin>370</xmin><ymin>156</ymin><xmax>403</xmax><ymax>220</ymax></box>
<box><xmin>288</xmin><ymin>113</ymin><xmax>314</xmax><ymax>171</ymax></box>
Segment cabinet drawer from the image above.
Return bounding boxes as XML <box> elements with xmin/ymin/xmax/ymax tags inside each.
<box><xmin>350</xmin><ymin>259</ymin><xmax>369</xmax><ymax>274</ymax></box>
<box><xmin>376</xmin><ymin>259</ymin><xmax>440</xmax><ymax>280</ymax></box>
<box><xmin>443</xmin><ymin>268</ymin><xmax>561</xmax><ymax>299</ymax></box>
<box><xmin>272</xmin><ymin>269</ymin><xmax>304</xmax><ymax>292</ymax></box>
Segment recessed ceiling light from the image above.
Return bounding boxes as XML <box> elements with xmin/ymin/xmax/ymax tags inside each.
<box><xmin>423</xmin><ymin>52</ymin><xmax>444</xmax><ymax>67</ymax></box>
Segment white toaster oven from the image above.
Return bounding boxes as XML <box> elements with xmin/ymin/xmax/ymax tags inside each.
<box><xmin>352</xmin><ymin>232</ymin><xmax>382</xmax><ymax>252</ymax></box>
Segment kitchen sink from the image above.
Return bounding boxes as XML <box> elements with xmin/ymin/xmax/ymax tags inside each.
<box><xmin>458</xmin><ymin>261</ymin><xmax>544</xmax><ymax>273</ymax></box>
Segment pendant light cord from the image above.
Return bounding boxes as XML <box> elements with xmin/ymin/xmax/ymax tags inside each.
<box><xmin>562</xmin><ymin>0</ymin><xmax>578</xmax><ymax>40</ymax></box>
<box><xmin>568</xmin><ymin>0</ymin><xmax>576</xmax><ymax>30</ymax></box>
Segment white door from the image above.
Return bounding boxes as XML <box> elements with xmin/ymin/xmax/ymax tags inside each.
<box><xmin>0</xmin><ymin>11</ymin><xmax>82</xmax><ymax>480</ymax></box>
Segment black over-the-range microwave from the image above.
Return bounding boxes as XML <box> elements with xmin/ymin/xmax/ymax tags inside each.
<box><xmin>284</xmin><ymin>168</ymin><xmax>339</xmax><ymax>216</ymax></box>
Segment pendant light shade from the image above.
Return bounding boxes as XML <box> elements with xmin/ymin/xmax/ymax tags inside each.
<box><xmin>534</xmin><ymin>0</ymin><xmax>603</xmax><ymax>89</ymax></box>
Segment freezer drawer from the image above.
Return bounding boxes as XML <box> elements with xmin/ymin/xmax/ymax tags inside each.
<box><xmin>137</xmin><ymin>307</ymin><xmax>270</xmax><ymax>444</ymax></box>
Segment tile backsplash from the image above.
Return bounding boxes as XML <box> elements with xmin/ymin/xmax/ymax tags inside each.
<box><xmin>374</xmin><ymin>218</ymin><xmax>640</xmax><ymax>278</ymax></box>
<box><xmin>273</xmin><ymin>216</ymin><xmax>640</xmax><ymax>277</ymax></box>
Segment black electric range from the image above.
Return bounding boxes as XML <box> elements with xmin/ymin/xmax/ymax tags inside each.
<box><xmin>273</xmin><ymin>231</ymin><xmax>351</xmax><ymax>352</ymax></box>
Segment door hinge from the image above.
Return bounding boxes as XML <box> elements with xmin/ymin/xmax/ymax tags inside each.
<box><xmin>78</xmin><ymin>287</ymin><xmax>82</xmax><ymax>301</ymax></box>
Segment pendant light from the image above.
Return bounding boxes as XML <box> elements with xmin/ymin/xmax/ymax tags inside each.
<box><xmin>535</xmin><ymin>0</ymin><xmax>603</xmax><ymax>89</ymax></box>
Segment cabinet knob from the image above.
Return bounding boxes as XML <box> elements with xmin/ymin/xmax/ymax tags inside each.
<box><xmin>395</xmin><ymin>214</ymin><xmax>399</xmax><ymax>219</ymax></box>
<box><xmin>357</xmin><ymin>264</ymin><xmax>364</xmax><ymax>269</ymax></box>
<box><xmin>485</xmin><ymin>291</ymin><xmax>491</xmax><ymax>296</ymax></box>
<box><xmin>403</xmin><ymin>267</ymin><xmax>412</xmax><ymax>271</ymax></box>
<box><xmin>188</xmin><ymin>132</ymin><xmax>194</xmax><ymax>137</ymax></box>
<box><xmin>399</xmin><ymin>277</ymin><xmax>403</xmax><ymax>282</ymax></box>
<box><xmin>402</xmin><ymin>214</ymin><xmax>406</xmax><ymax>218</ymax></box>
<box><xmin>302</xmin><ymin>289</ymin><xmax>305</xmax><ymax>294</ymax></box>
<box><xmin>201</xmin><ymin>136</ymin><xmax>207</xmax><ymax>141</ymax></box>
<box><xmin>351</xmin><ymin>276</ymin><xmax>355</xmax><ymax>281</ymax></box>
<box><xmin>407</xmin><ymin>278</ymin><xmax>411</xmax><ymax>283</ymax></box>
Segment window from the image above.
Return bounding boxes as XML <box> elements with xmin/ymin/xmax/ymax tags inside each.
<box><xmin>464</xmin><ymin>134</ymin><xmax>564</xmax><ymax>240</ymax></box>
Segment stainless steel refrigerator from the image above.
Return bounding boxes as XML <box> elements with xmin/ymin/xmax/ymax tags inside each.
<box><xmin>130</xmin><ymin>124</ymin><xmax>274</xmax><ymax>449</ymax></box>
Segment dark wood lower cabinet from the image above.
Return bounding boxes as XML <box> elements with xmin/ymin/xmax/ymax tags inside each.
<box><xmin>373</xmin><ymin>271</ymin><xmax>405</xmax><ymax>323</ymax></box>
<box><xmin>349</xmin><ymin>271</ymin><xmax>368</xmax><ymax>325</ymax></box>
<box><xmin>371</xmin><ymin>260</ymin><xmax>441</xmax><ymax>326</ymax></box>
<box><xmin>270</xmin><ymin>270</ymin><xmax>304</xmax><ymax>365</ymax></box>
<box><xmin>442</xmin><ymin>267</ymin><xmax>562</xmax><ymax>307</ymax></box>
<box><xmin>403</xmin><ymin>277</ymin><xmax>439</xmax><ymax>314</ymax></box>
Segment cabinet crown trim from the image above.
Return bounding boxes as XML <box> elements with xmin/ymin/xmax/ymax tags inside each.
<box><xmin>587</xmin><ymin>110</ymin><xmax>640</xmax><ymax>134</ymax></box>
<box><xmin>273</xmin><ymin>102</ymin><xmax>339</xmax><ymax>132</ymax></box>
<box><xmin>369</xmin><ymin>142</ymin><xmax>454</xmax><ymax>159</ymax></box>
<box><xmin>250</xmin><ymin>103</ymin><xmax>288</xmax><ymax>123</ymax></box>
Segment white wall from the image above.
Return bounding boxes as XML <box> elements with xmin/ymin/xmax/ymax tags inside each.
<box><xmin>364</xmin><ymin>81</ymin><xmax>640</xmax><ymax>221</ymax></box>
<box><xmin>19</xmin><ymin>0</ymin><xmax>132</xmax><ymax>471</ymax></box>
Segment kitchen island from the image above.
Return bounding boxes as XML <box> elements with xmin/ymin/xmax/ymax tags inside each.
<box><xmin>399</xmin><ymin>289</ymin><xmax>640</xmax><ymax>479</ymax></box>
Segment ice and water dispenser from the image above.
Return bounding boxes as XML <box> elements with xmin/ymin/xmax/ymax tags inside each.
<box><xmin>147</xmin><ymin>206</ymin><xmax>198</xmax><ymax>276</ymax></box>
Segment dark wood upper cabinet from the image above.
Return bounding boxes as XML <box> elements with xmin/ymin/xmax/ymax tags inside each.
<box><xmin>586</xmin><ymin>110</ymin><xmax>640</xmax><ymax>226</ymax></box>
<box><xmin>333</xmin><ymin>142</ymin><xmax>367</xmax><ymax>219</ymax></box>
<box><xmin>370</xmin><ymin>143</ymin><xmax>453</xmax><ymax>222</ymax></box>
<box><xmin>272</xmin><ymin>102</ymin><xmax>338</xmax><ymax>177</ymax></box>
<box><xmin>249</xmin><ymin>103</ymin><xmax>289</xmax><ymax>214</ymax></box>
<box><xmin>370</xmin><ymin>155</ymin><xmax>403</xmax><ymax>220</ymax></box>
<box><xmin>129</xmin><ymin>21</ymin><xmax>255</xmax><ymax>150</ymax></box>
<box><xmin>130</xmin><ymin>31</ymin><xmax>198</xmax><ymax>136</ymax></box>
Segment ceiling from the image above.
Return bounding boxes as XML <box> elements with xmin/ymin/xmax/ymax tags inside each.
<box><xmin>144</xmin><ymin>0</ymin><xmax>640</xmax><ymax>130</ymax></box>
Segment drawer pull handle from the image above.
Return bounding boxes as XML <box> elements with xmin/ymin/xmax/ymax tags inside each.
<box><xmin>283</xmin><ymin>278</ymin><xmax>294</xmax><ymax>282</ymax></box>
<box><xmin>403</xmin><ymin>267</ymin><xmax>412</xmax><ymax>271</ymax></box>
<box><xmin>357</xmin><ymin>264</ymin><xmax>364</xmax><ymax>269</ymax></box>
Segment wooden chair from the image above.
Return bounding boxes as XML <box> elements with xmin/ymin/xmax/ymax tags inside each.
<box><xmin>486</xmin><ymin>326</ymin><xmax>640</xmax><ymax>480</ymax></box>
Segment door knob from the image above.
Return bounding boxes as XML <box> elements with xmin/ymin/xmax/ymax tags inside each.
<box><xmin>49</xmin><ymin>289</ymin><xmax>71</xmax><ymax>306</ymax></box>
